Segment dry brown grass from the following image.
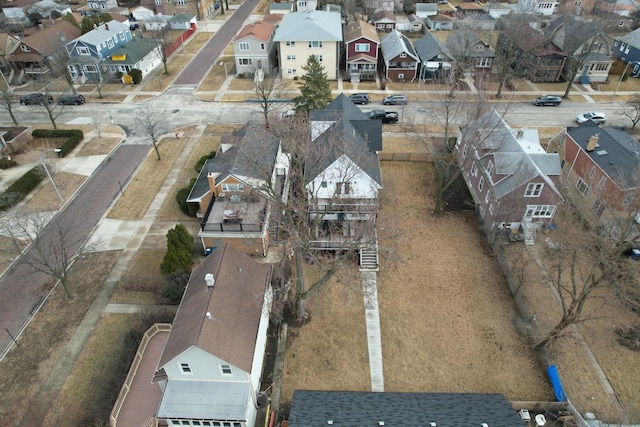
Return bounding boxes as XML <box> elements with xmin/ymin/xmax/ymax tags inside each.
<box><xmin>77</xmin><ymin>137</ymin><xmax>120</xmax><ymax>157</ymax></box>
<box><xmin>22</xmin><ymin>172</ymin><xmax>88</xmax><ymax>214</ymax></box>
<box><xmin>0</xmin><ymin>251</ymin><xmax>120</xmax><ymax>426</ymax></box>
<box><xmin>382</xmin><ymin>134</ymin><xmax>425</xmax><ymax>153</ymax></box>
<box><xmin>107</xmin><ymin>138</ymin><xmax>187</xmax><ymax>220</ymax></box>
<box><xmin>229</xmin><ymin>77</ymin><xmax>255</xmax><ymax>90</ymax></box>
<box><xmin>280</xmin><ymin>271</ymin><xmax>370</xmax><ymax>404</ymax></box>
<box><xmin>182</xmin><ymin>32</ymin><xmax>213</xmax><ymax>55</ymax></box>
<box><xmin>197</xmin><ymin>56</ymin><xmax>234</xmax><ymax>92</ymax></box>
<box><xmin>342</xmin><ymin>81</ymin><xmax>379</xmax><ymax>91</ymax></box>
<box><xmin>111</xmin><ymin>248</ymin><xmax>167</xmax><ymax>302</ymax></box>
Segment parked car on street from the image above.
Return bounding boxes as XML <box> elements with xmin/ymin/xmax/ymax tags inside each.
<box><xmin>369</xmin><ymin>109</ymin><xmax>398</xmax><ymax>123</ymax></box>
<box><xmin>19</xmin><ymin>93</ymin><xmax>53</xmax><ymax>105</ymax></box>
<box><xmin>576</xmin><ymin>112</ymin><xmax>607</xmax><ymax>124</ymax></box>
<box><xmin>533</xmin><ymin>95</ymin><xmax>562</xmax><ymax>106</ymax></box>
<box><xmin>382</xmin><ymin>95</ymin><xmax>408</xmax><ymax>105</ymax></box>
<box><xmin>58</xmin><ymin>94</ymin><xmax>86</xmax><ymax>105</ymax></box>
<box><xmin>349</xmin><ymin>93</ymin><xmax>369</xmax><ymax>104</ymax></box>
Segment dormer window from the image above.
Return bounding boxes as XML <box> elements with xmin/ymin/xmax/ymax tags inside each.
<box><xmin>77</xmin><ymin>46</ymin><xmax>90</xmax><ymax>55</ymax></box>
<box><xmin>20</xmin><ymin>45</ymin><xmax>30</xmax><ymax>52</ymax></box>
<box><xmin>485</xmin><ymin>160</ymin><xmax>494</xmax><ymax>177</ymax></box>
<box><xmin>475</xmin><ymin>45</ymin><xmax>484</xmax><ymax>51</ymax></box>
<box><xmin>399</xmin><ymin>53</ymin><xmax>407</xmax><ymax>58</ymax></box>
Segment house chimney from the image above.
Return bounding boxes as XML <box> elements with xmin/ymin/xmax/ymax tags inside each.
<box><xmin>586</xmin><ymin>134</ymin><xmax>599</xmax><ymax>152</ymax></box>
<box><xmin>105</xmin><ymin>23</ymin><xmax>109</xmax><ymax>31</ymax></box>
<box><xmin>516</xmin><ymin>129</ymin><xmax>524</xmax><ymax>140</ymax></box>
<box><xmin>205</xmin><ymin>312</ymin><xmax>212</xmax><ymax>319</ymax></box>
<box><xmin>205</xmin><ymin>273</ymin><xmax>215</xmax><ymax>287</ymax></box>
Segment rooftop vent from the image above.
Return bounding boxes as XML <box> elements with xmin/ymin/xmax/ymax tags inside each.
<box><xmin>378</xmin><ymin>422</ymin><xmax>385</xmax><ymax>426</ymax></box>
<box><xmin>205</xmin><ymin>273</ymin><xmax>215</xmax><ymax>287</ymax></box>
<box><xmin>596</xmin><ymin>150</ymin><xmax>608</xmax><ymax>156</ymax></box>
<box><xmin>586</xmin><ymin>134</ymin><xmax>599</xmax><ymax>152</ymax></box>
<box><xmin>206</xmin><ymin>312</ymin><xmax>212</xmax><ymax>319</ymax></box>
<box><xmin>327</xmin><ymin>421</ymin><xmax>334</xmax><ymax>425</ymax></box>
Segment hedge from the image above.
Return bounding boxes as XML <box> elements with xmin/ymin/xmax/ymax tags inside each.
<box><xmin>31</xmin><ymin>129</ymin><xmax>84</xmax><ymax>157</ymax></box>
<box><xmin>0</xmin><ymin>167</ymin><xmax>44</xmax><ymax>211</ymax></box>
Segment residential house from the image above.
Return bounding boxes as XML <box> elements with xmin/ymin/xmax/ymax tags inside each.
<box><xmin>100</xmin><ymin>35</ymin><xmax>162</xmax><ymax>81</ymax></box>
<box><xmin>446</xmin><ymin>27</ymin><xmax>496</xmax><ymax>74</ymax></box>
<box><xmin>0</xmin><ymin>33</ymin><xmax>19</xmax><ymax>75</ymax></box>
<box><xmin>7</xmin><ymin>20</ymin><xmax>81</xmax><ymax>81</ymax></box>
<box><xmin>414</xmin><ymin>31</ymin><xmax>454</xmax><ymax>81</ymax></box>
<box><xmin>376</xmin><ymin>0</ymin><xmax>403</xmax><ymax>13</ymax></box>
<box><xmin>484</xmin><ymin>2</ymin><xmax>512</xmax><ymax>19</ymax></box>
<box><xmin>87</xmin><ymin>0</ymin><xmax>118</xmax><ymax>12</ymax></box>
<box><xmin>273</xmin><ymin>10</ymin><xmax>342</xmax><ymax>80</ymax></box>
<box><xmin>153</xmin><ymin>0</ymin><xmax>215</xmax><ymax>20</ymax></box>
<box><xmin>187</xmin><ymin>124</ymin><xmax>289</xmax><ymax>256</ymax></box>
<box><xmin>464</xmin><ymin>13</ymin><xmax>497</xmax><ymax>31</ymax></box>
<box><xmin>456</xmin><ymin>2</ymin><xmax>484</xmax><ymax>18</ymax></box>
<box><xmin>380</xmin><ymin>29</ymin><xmax>419</xmax><ymax>81</ymax></box>
<box><xmin>308</xmin><ymin>94</ymin><xmax>383</xmax><ymax>269</ymax></box>
<box><xmin>544</xmin><ymin>14</ymin><xmax>612</xmax><ymax>83</ymax></box>
<box><xmin>373</xmin><ymin>10</ymin><xmax>397</xmax><ymax>32</ymax></box>
<box><xmin>262</xmin><ymin>13</ymin><xmax>284</xmax><ymax>25</ymax></box>
<box><xmin>27</xmin><ymin>0</ymin><xmax>72</xmax><ymax>18</ymax></box>
<box><xmin>152</xmin><ymin>242</ymin><xmax>272</xmax><ymax>427</ymax></box>
<box><xmin>612</xmin><ymin>28</ymin><xmax>640</xmax><ymax>77</ymax></box>
<box><xmin>344</xmin><ymin>20</ymin><xmax>379</xmax><ymax>82</ymax></box>
<box><xmin>549</xmin><ymin>122</ymin><xmax>640</xmax><ymax>238</ymax></box>
<box><xmin>233</xmin><ymin>20</ymin><xmax>277</xmax><ymax>76</ymax></box>
<box><xmin>425</xmin><ymin>14</ymin><xmax>455</xmax><ymax>31</ymax></box>
<box><xmin>65</xmin><ymin>20</ymin><xmax>132</xmax><ymax>84</ymax></box>
<box><xmin>561</xmin><ymin>0</ymin><xmax>596</xmax><ymax>14</ymax></box>
<box><xmin>269</xmin><ymin>2</ymin><xmax>294</xmax><ymax>14</ymax></box>
<box><xmin>510</xmin><ymin>0</ymin><xmax>558</xmax><ymax>15</ymax></box>
<box><xmin>130</xmin><ymin>5</ymin><xmax>155</xmax><ymax>21</ymax></box>
<box><xmin>594</xmin><ymin>0</ymin><xmax>637</xmax><ymax>17</ymax></box>
<box><xmin>438</xmin><ymin>2</ymin><xmax>457</xmax><ymax>17</ymax></box>
<box><xmin>415</xmin><ymin>3</ymin><xmax>439</xmax><ymax>20</ymax></box>
<box><xmin>403</xmin><ymin>14</ymin><xmax>424</xmax><ymax>32</ymax></box>
<box><xmin>2</xmin><ymin>8</ymin><xmax>30</xmax><ymax>32</ymax></box>
<box><xmin>497</xmin><ymin>24</ymin><xmax>566</xmax><ymax>82</ymax></box>
<box><xmin>592</xmin><ymin>10</ymin><xmax>634</xmax><ymax>31</ymax></box>
<box><xmin>296</xmin><ymin>0</ymin><xmax>317</xmax><ymax>12</ymax></box>
<box><xmin>456</xmin><ymin>108</ymin><xmax>563</xmax><ymax>240</ymax></box>
<box><xmin>287</xmin><ymin>391</ymin><xmax>527</xmax><ymax>426</ymax></box>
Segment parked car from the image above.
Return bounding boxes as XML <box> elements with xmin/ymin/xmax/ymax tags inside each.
<box><xmin>58</xmin><ymin>94</ymin><xmax>86</xmax><ymax>105</ymax></box>
<box><xmin>533</xmin><ymin>95</ymin><xmax>562</xmax><ymax>106</ymax></box>
<box><xmin>576</xmin><ymin>112</ymin><xmax>607</xmax><ymax>124</ymax></box>
<box><xmin>382</xmin><ymin>95</ymin><xmax>408</xmax><ymax>105</ymax></box>
<box><xmin>130</xmin><ymin>23</ymin><xmax>140</xmax><ymax>31</ymax></box>
<box><xmin>19</xmin><ymin>93</ymin><xmax>53</xmax><ymax>105</ymax></box>
<box><xmin>369</xmin><ymin>109</ymin><xmax>398</xmax><ymax>123</ymax></box>
<box><xmin>349</xmin><ymin>93</ymin><xmax>369</xmax><ymax>105</ymax></box>
<box><xmin>281</xmin><ymin>109</ymin><xmax>295</xmax><ymax>118</ymax></box>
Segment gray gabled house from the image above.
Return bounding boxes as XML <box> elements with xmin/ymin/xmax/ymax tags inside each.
<box><xmin>414</xmin><ymin>31</ymin><xmax>454</xmax><ymax>81</ymax></box>
<box><xmin>233</xmin><ymin>20</ymin><xmax>277</xmax><ymax>76</ymax></box>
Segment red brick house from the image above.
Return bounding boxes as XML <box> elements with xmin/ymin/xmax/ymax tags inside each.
<box><xmin>344</xmin><ymin>20</ymin><xmax>380</xmax><ymax>82</ymax></box>
<box><xmin>549</xmin><ymin>121</ymin><xmax>640</xmax><ymax>241</ymax></box>
<box><xmin>457</xmin><ymin>108</ymin><xmax>564</xmax><ymax>242</ymax></box>
<box><xmin>380</xmin><ymin>30</ymin><xmax>419</xmax><ymax>81</ymax></box>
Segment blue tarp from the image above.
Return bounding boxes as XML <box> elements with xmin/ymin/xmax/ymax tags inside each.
<box><xmin>547</xmin><ymin>365</ymin><xmax>567</xmax><ymax>402</ymax></box>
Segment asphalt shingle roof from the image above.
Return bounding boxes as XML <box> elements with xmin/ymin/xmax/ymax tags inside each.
<box><xmin>287</xmin><ymin>390</ymin><xmax>526</xmax><ymax>427</ymax></box>
<box><xmin>273</xmin><ymin>10</ymin><xmax>342</xmax><ymax>42</ymax></box>
<box><xmin>72</xmin><ymin>20</ymin><xmax>129</xmax><ymax>49</ymax></box>
<box><xmin>414</xmin><ymin>32</ymin><xmax>454</xmax><ymax>63</ymax></box>
<box><xmin>380</xmin><ymin>29</ymin><xmax>418</xmax><ymax>62</ymax></box>
<box><xmin>617</xmin><ymin>28</ymin><xmax>640</xmax><ymax>50</ymax></box>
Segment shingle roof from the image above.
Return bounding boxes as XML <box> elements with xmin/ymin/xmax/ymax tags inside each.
<box><xmin>187</xmin><ymin>125</ymin><xmax>280</xmax><ymax>201</ymax></box>
<box><xmin>71</xmin><ymin>20</ymin><xmax>129</xmax><ymax>49</ymax></box>
<box><xmin>414</xmin><ymin>31</ymin><xmax>454</xmax><ymax>63</ymax></box>
<box><xmin>616</xmin><ymin>28</ymin><xmax>640</xmax><ymax>50</ymax></box>
<box><xmin>447</xmin><ymin>27</ymin><xmax>495</xmax><ymax>58</ymax></box>
<box><xmin>544</xmin><ymin>14</ymin><xmax>603</xmax><ymax>55</ymax></box>
<box><xmin>234</xmin><ymin>20</ymin><xmax>275</xmax><ymax>43</ymax></box>
<box><xmin>308</xmin><ymin>94</ymin><xmax>383</xmax><ymax>186</ymax></box>
<box><xmin>344</xmin><ymin>20</ymin><xmax>379</xmax><ymax>44</ymax></box>
<box><xmin>567</xmin><ymin>121</ymin><xmax>640</xmax><ymax>189</ymax></box>
<box><xmin>373</xmin><ymin>10</ymin><xmax>397</xmax><ymax>22</ymax></box>
<box><xmin>462</xmin><ymin>108</ymin><xmax>561</xmax><ymax>199</ymax></box>
<box><xmin>415</xmin><ymin>3</ymin><xmax>438</xmax><ymax>12</ymax></box>
<box><xmin>157</xmin><ymin>243</ymin><xmax>270</xmax><ymax>372</ymax></box>
<box><xmin>19</xmin><ymin>20</ymin><xmax>81</xmax><ymax>56</ymax></box>
<box><xmin>168</xmin><ymin>13</ymin><xmax>196</xmax><ymax>21</ymax></box>
<box><xmin>273</xmin><ymin>10</ymin><xmax>342</xmax><ymax>42</ymax></box>
<box><xmin>380</xmin><ymin>29</ymin><xmax>418</xmax><ymax>62</ymax></box>
<box><xmin>288</xmin><ymin>390</ymin><xmax>526</xmax><ymax>426</ymax></box>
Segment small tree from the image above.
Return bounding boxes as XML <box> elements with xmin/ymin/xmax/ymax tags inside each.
<box><xmin>293</xmin><ymin>55</ymin><xmax>332</xmax><ymax>113</ymax></box>
<box><xmin>148</xmin><ymin>16</ymin><xmax>171</xmax><ymax>75</ymax></box>
<box><xmin>135</xmin><ymin>104</ymin><xmax>165</xmax><ymax>160</ymax></box>
<box><xmin>622</xmin><ymin>94</ymin><xmax>640</xmax><ymax>129</ymax></box>
<box><xmin>160</xmin><ymin>224</ymin><xmax>193</xmax><ymax>274</ymax></box>
<box><xmin>62</xmin><ymin>12</ymin><xmax>80</xmax><ymax>30</ymax></box>
<box><xmin>254</xmin><ymin>69</ymin><xmax>286</xmax><ymax>128</ymax></box>
<box><xmin>0</xmin><ymin>86</ymin><xmax>19</xmax><ymax>126</ymax></box>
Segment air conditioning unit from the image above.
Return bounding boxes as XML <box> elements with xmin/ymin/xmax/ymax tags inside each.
<box><xmin>218</xmin><ymin>193</ymin><xmax>225</xmax><ymax>199</ymax></box>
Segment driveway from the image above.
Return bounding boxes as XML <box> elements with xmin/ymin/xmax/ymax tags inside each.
<box><xmin>172</xmin><ymin>0</ymin><xmax>261</xmax><ymax>85</ymax></box>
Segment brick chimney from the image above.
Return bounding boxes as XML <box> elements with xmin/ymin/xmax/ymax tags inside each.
<box><xmin>586</xmin><ymin>134</ymin><xmax>599</xmax><ymax>152</ymax></box>
<box><xmin>105</xmin><ymin>23</ymin><xmax>109</xmax><ymax>31</ymax></box>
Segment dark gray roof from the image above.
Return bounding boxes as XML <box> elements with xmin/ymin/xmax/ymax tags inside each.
<box><xmin>187</xmin><ymin>125</ymin><xmax>280</xmax><ymax>201</ymax></box>
<box><xmin>447</xmin><ymin>27</ymin><xmax>495</xmax><ymax>58</ymax></box>
<box><xmin>380</xmin><ymin>29</ymin><xmax>419</xmax><ymax>62</ymax></box>
<box><xmin>308</xmin><ymin>94</ymin><xmax>383</xmax><ymax>186</ymax></box>
<box><xmin>567</xmin><ymin>121</ymin><xmax>640</xmax><ymax>189</ymax></box>
<box><xmin>544</xmin><ymin>15</ymin><xmax>603</xmax><ymax>55</ymax></box>
<box><xmin>287</xmin><ymin>390</ymin><xmax>526</xmax><ymax>427</ymax></box>
<box><xmin>414</xmin><ymin>32</ymin><xmax>454</xmax><ymax>63</ymax></box>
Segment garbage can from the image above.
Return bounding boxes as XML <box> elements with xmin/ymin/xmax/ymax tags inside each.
<box><xmin>631</xmin><ymin>249</ymin><xmax>640</xmax><ymax>260</ymax></box>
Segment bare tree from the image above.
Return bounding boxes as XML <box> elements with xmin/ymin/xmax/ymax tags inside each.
<box><xmin>622</xmin><ymin>94</ymin><xmax>640</xmax><ymax>129</ymax></box>
<box><xmin>0</xmin><ymin>86</ymin><xmax>19</xmax><ymax>126</ymax></box>
<box><xmin>148</xmin><ymin>16</ymin><xmax>171</xmax><ymax>75</ymax></box>
<box><xmin>89</xmin><ymin>109</ymin><xmax>105</xmax><ymax>145</ymax></box>
<box><xmin>136</xmin><ymin>104</ymin><xmax>166</xmax><ymax>160</ymax></box>
<box><xmin>445</xmin><ymin>25</ymin><xmax>483</xmax><ymax>97</ymax></box>
<box><xmin>0</xmin><ymin>211</ymin><xmax>99</xmax><ymax>299</ymax></box>
<box><xmin>47</xmin><ymin>49</ymin><xmax>76</xmax><ymax>94</ymax></box>
<box><xmin>35</xmin><ymin>80</ymin><xmax>65</xmax><ymax>129</ymax></box>
<box><xmin>253</xmin><ymin>69</ymin><xmax>287</xmax><ymax>129</ymax></box>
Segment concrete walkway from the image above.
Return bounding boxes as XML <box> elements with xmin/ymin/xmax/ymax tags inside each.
<box><xmin>362</xmin><ymin>271</ymin><xmax>384</xmax><ymax>392</ymax></box>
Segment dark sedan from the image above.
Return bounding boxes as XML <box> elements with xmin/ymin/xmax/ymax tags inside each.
<box><xmin>58</xmin><ymin>94</ymin><xmax>86</xmax><ymax>105</ymax></box>
<box><xmin>19</xmin><ymin>93</ymin><xmax>53</xmax><ymax>105</ymax></box>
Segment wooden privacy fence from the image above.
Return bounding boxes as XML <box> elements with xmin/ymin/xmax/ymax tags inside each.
<box><xmin>165</xmin><ymin>27</ymin><xmax>196</xmax><ymax>58</ymax></box>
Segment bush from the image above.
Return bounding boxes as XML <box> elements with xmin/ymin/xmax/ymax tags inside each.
<box><xmin>160</xmin><ymin>224</ymin><xmax>194</xmax><ymax>275</ymax></box>
<box><xmin>176</xmin><ymin>177</ymin><xmax>198</xmax><ymax>217</ymax></box>
<box><xmin>130</xmin><ymin>69</ymin><xmax>142</xmax><ymax>84</ymax></box>
<box><xmin>31</xmin><ymin>129</ymin><xmax>83</xmax><ymax>157</ymax></box>
<box><xmin>0</xmin><ymin>167</ymin><xmax>44</xmax><ymax>211</ymax></box>
<box><xmin>0</xmin><ymin>159</ymin><xmax>17</xmax><ymax>169</ymax></box>
<box><xmin>195</xmin><ymin>151</ymin><xmax>216</xmax><ymax>173</ymax></box>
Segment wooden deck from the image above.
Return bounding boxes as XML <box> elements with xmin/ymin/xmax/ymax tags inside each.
<box><xmin>111</xmin><ymin>324</ymin><xmax>171</xmax><ymax>427</ymax></box>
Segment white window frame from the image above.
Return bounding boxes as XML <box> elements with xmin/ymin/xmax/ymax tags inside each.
<box><xmin>597</xmin><ymin>176</ymin><xmax>607</xmax><ymax>190</ymax></box>
<box><xmin>238</xmin><ymin>58</ymin><xmax>252</xmax><ymax>65</ymax></box>
<box><xmin>315</xmin><ymin>54</ymin><xmax>323</xmax><ymax>62</ymax></box>
<box><xmin>476</xmin><ymin>57</ymin><xmax>491</xmax><ymax>67</ymax></box>
<box><xmin>219</xmin><ymin>364</ymin><xmax>233</xmax><ymax>376</ymax></box>
<box><xmin>593</xmin><ymin>199</ymin><xmax>606</xmax><ymax>218</ymax></box>
<box><xmin>355</xmin><ymin>43</ymin><xmax>370</xmax><ymax>52</ymax></box>
<box><xmin>489</xmin><ymin>204</ymin><xmax>494</xmax><ymax>215</ymax></box>
<box><xmin>260</xmin><ymin>42</ymin><xmax>266</xmax><ymax>51</ymax></box>
<box><xmin>238</xmin><ymin>42</ymin><xmax>250</xmax><ymax>51</ymax></box>
<box><xmin>107</xmin><ymin>39</ymin><xmax>114</xmax><ymax>49</ymax></box>
<box><xmin>83</xmin><ymin>64</ymin><xmax>98</xmax><ymax>72</ymax></box>
<box><xmin>20</xmin><ymin>45</ymin><xmax>30</xmax><ymax>52</ymax></box>
<box><xmin>462</xmin><ymin>144</ymin><xmax>467</xmax><ymax>158</ymax></box>
<box><xmin>525</xmin><ymin>183</ymin><xmax>543</xmax><ymax>197</ymax></box>
<box><xmin>471</xmin><ymin>162</ymin><xmax>478</xmax><ymax>177</ymax></box>
<box><xmin>221</xmin><ymin>183</ymin><xmax>244</xmax><ymax>192</ymax></box>
<box><xmin>77</xmin><ymin>46</ymin><xmax>90</xmax><ymax>55</ymax></box>
<box><xmin>398</xmin><ymin>73</ymin><xmax>405</xmax><ymax>80</ymax></box>
<box><xmin>309</xmin><ymin>41</ymin><xmax>323</xmax><ymax>48</ymax></box>
<box><xmin>588</xmin><ymin>166</ymin><xmax>596</xmax><ymax>178</ymax></box>
<box><xmin>286</xmin><ymin>54</ymin><xmax>296</xmax><ymax>60</ymax></box>
<box><xmin>478</xmin><ymin>176</ymin><xmax>484</xmax><ymax>191</ymax></box>
<box><xmin>179</xmin><ymin>362</ymin><xmax>193</xmax><ymax>374</ymax></box>
<box><xmin>286</xmin><ymin>41</ymin><xmax>296</xmax><ymax>46</ymax></box>
<box><xmin>287</xmin><ymin>68</ymin><xmax>297</xmax><ymax>74</ymax></box>
<box><xmin>486</xmin><ymin>160</ymin><xmax>494</xmax><ymax>177</ymax></box>
<box><xmin>576</xmin><ymin>178</ymin><xmax>589</xmax><ymax>196</ymax></box>
<box><xmin>524</xmin><ymin>205</ymin><xmax>555</xmax><ymax>218</ymax></box>
<box><xmin>485</xmin><ymin>190</ymin><xmax>491</xmax><ymax>203</ymax></box>
<box><xmin>623</xmin><ymin>193</ymin><xmax>634</xmax><ymax>206</ymax></box>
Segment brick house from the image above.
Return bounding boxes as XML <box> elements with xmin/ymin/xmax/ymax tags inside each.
<box><xmin>380</xmin><ymin>29</ymin><xmax>419</xmax><ymax>81</ymax></box>
<box><xmin>344</xmin><ymin>20</ymin><xmax>379</xmax><ymax>82</ymax></box>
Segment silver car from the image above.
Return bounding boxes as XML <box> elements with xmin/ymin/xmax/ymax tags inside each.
<box><xmin>576</xmin><ymin>112</ymin><xmax>607</xmax><ymax>124</ymax></box>
<box><xmin>382</xmin><ymin>95</ymin><xmax>408</xmax><ymax>105</ymax></box>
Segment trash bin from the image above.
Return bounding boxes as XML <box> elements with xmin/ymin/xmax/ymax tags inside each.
<box><xmin>205</xmin><ymin>246</ymin><xmax>217</xmax><ymax>256</ymax></box>
<box><xmin>631</xmin><ymin>249</ymin><xmax>640</xmax><ymax>260</ymax></box>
